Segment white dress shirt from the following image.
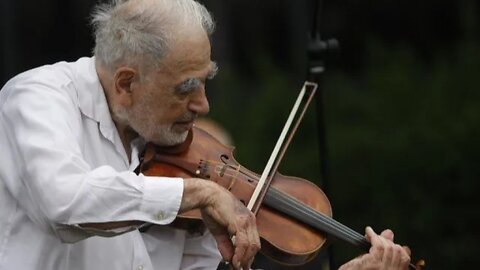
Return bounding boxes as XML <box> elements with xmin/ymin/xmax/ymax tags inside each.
<box><xmin>0</xmin><ymin>57</ymin><xmax>221</xmax><ymax>269</ymax></box>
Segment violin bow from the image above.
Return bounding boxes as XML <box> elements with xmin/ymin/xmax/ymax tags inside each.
<box><xmin>245</xmin><ymin>81</ymin><xmax>426</xmax><ymax>270</ymax></box>
<box><xmin>247</xmin><ymin>81</ymin><xmax>318</xmax><ymax>213</ymax></box>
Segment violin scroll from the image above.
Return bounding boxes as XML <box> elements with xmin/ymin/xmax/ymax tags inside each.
<box><xmin>414</xmin><ymin>259</ymin><xmax>426</xmax><ymax>270</ymax></box>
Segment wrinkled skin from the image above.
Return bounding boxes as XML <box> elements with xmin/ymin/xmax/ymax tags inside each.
<box><xmin>339</xmin><ymin>227</ymin><xmax>411</xmax><ymax>270</ymax></box>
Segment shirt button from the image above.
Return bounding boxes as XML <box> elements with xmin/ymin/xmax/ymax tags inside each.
<box><xmin>137</xmin><ymin>265</ymin><xmax>144</xmax><ymax>270</ymax></box>
<box><xmin>155</xmin><ymin>211</ymin><xmax>165</xmax><ymax>220</ymax></box>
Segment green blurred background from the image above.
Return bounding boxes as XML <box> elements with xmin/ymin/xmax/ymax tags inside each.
<box><xmin>1</xmin><ymin>0</ymin><xmax>478</xmax><ymax>269</ymax></box>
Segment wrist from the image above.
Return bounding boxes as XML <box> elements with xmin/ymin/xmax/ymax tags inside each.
<box><xmin>180</xmin><ymin>178</ymin><xmax>219</xmax><ymax>212</ymax></box>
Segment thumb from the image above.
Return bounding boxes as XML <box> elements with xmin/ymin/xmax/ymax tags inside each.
<box><xmin>201</xmin><ymin>209</ymin><xmax>234</xmax><ymax>262</ymax></box>
<box><xmin>212</xmin><ymin>232</ymin><xmax>234</xmax><ymax>262</ymax></box>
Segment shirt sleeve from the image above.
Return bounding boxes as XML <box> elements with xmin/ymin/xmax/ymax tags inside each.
<box><xmin>0</xmin><ymin>77</ymin><xmax>183</xmax><ymax>242</ymax></box>
<box><xmin>180</xmin><ymin>231</ymin><xmax>222</xmax><ymax>269</ymax></box>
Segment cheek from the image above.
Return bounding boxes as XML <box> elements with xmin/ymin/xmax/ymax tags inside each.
<box><xmin>166</xmin><ymin>99</ymin><xmax>190</xmax><ymax>116</ymax></box>
<box><xmin>149</xmin><ymin>100</ymin><xmax>186</xmax><ymax>124</ymax></box>
<box><xmin>146</xmin><ymin>89</ymin><xmax>190</xmax><ymax>122</ymax></box>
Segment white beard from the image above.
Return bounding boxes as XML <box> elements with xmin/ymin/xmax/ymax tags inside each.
<box><xmin>111</xmin><ymin>101</ymin><xmax>190</xmax><ymax>146</ymax></box>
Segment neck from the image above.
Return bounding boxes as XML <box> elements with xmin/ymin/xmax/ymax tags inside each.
<box><xmin>115</xmin><ymin>124</ymin><xmax>138</xmax><ymax>161</ymax></box>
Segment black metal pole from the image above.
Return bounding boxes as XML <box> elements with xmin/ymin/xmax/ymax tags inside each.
<box><xmin>307</xmin><ymin>0</ymin><xmax>339</xmax><ymax>269</ymax></box>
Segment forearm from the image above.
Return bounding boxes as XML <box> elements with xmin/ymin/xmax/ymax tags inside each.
<box><xmin>179</xmin><ymin>178</ymin><xmax>219</xmax><ymax>213</ymax></box>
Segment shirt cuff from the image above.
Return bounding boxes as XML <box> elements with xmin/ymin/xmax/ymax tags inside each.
<box><xmin>139</xmin><ymin>175</ymin><xmax>184</xmax><ymax>225</ymax></box>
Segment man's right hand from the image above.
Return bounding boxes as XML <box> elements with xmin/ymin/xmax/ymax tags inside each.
<box><xmin>181</xmin><ymin>178</ymin><xmax>261</xmax><ymax>270</ymax></box>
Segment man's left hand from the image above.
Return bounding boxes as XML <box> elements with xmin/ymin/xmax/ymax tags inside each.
<box><xmin>338</xmin><ymin>226</ymin><xmax>411</xmax><ymax>270</ymax></box>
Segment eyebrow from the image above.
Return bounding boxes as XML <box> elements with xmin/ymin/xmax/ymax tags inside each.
<box><xmin>175</xmin><ymin>61</ymin><xmax>219</xmax><ymax>94</ymax></box>
<box><xmin>207</xmin><ymin>61</ymin><xmax>219</xmax><ymax>80</ymax></box>
<box><xmin>176</xmin><ymin>78</ymin><xmax>202</xmax><ymax>94</ymax></box>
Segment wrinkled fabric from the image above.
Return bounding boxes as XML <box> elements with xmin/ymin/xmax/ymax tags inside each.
<box><xmin>0</xmin><ymin>57</ymin><xmax>221</xmax><ymax>269</ymax></box>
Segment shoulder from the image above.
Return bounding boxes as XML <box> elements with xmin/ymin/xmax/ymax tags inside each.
<box><xmin>0</xmin><ymin>57</ymin><xmax>95</xmax><ymax>112</ymax></box>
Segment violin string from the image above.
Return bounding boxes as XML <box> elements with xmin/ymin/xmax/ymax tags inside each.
<box><xmin>265</xmin><ymin>188</ymin><xmax>369</xmax><ymax>249</ymax></box>
<box><xmin>212</xmin><ymin>164</ymin><xmax>368</xmax><ymax>247</ymax></box>
<box><xmin>202</xmin><ymin>161</ymin><xmax>367</xmax><ymax>246</ymax></box>
<box><xmin>271</xmin><ymin>189</ymin><xmax>365</xmax><ymax>243</ymax></box>
<box><xmin>206</xmin><ymin>160</ymin><xmax>258</xmax><ymax>185</ymax></box>
<box><xmin>201</xmin><ymin>158</ymin><xmax>262</xmax><ymax>183</ymax></box>
<box><xmin>265</xmin><ymin>190</ymin><xmax>420</xmax><ymax>270</ymax></box>
<box><xmin>205</xmin><ymin>162</ymin><xmax>419</xmax><ymax>269</ymax></box>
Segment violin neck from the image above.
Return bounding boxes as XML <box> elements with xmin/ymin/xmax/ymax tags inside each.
<box><xmin>264</xmin><ymin>187</ymin><xmax>370</xmax><ymax>250</ymax></box>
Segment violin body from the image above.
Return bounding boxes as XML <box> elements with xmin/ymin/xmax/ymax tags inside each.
<box><xmin>140</xmin><ymin>127</ymin><xmax>332</xmax><ymax>265</ymax></box>
<box><xmin>139</xmin><ymin>127</ymin><xmax>425</xmax><ymax>269</ymax></box>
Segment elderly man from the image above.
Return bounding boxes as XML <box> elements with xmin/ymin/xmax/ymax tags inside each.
<box><xmin>0</xmin><ymin>0</ymin><xmax>410</xmax><ymax>269</ymax></box>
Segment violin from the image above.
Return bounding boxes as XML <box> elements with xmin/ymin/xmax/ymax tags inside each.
<box><xmin>138</xmin><ymin>126</ymin><xmax>426</xmax><ymax>269</ymax></box>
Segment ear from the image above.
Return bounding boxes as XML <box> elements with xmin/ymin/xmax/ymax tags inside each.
<box><xmin>113</xmin><ymin>67</ymin><xmax>138</xmax><ymax>107</ymax></box>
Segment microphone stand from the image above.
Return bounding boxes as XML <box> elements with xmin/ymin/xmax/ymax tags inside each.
<box><xmin>307</xmin><ymin>0</ymin><xmax>339</xmax><ymax>269</ymax></box>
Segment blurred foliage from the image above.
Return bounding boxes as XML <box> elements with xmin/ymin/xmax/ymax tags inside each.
<box><xmin>325</xmin><ymin>38</ymin><xmax>480</xmax><ymax>269</ymax></box>
<box><xmin>208</xmin><ymin>14</ymin><xmax>480</xmax><ymax>270</ymax></box>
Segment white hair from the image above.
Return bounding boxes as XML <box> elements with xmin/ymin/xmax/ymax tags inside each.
<box><xmin>91</xmin><ymin>0</ymin><xmax>215</xmax><ymax>71</ymax></box>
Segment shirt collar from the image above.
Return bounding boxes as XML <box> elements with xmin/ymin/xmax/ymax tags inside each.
<box><xmin>71</xmin><ymin>57</ymin><xmax>117</xmax><ymax>141</ymax></box>
<box><xmin>71</xmin><ymin>57</ymin><xmax>130</xmax><ymax>161</ymax></box>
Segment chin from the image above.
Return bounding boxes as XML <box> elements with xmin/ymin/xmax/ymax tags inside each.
<box><xmin>151</xmin><ymin>130</ymin><xmax>189</xmax><ymax>146</ymax></box>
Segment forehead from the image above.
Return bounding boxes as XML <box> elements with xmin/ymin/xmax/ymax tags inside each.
<box><xmin>157</xmin><ymin>30</ymin><xmax>212</xmax><ymax>79</ymax></box>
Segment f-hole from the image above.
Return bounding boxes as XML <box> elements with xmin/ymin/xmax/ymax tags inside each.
<box><xmin>220</xmin><ymin>154</ymin><xmax>229</xmax><ymax>164</ymax></box>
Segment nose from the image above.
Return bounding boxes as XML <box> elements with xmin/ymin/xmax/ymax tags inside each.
<box><xmin>188</xmin><ymin>88</ymin><xmax>210</xmax><ymax>116</ymax></box>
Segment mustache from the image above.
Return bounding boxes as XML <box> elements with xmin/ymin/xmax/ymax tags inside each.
<box><xmin>176</xmin><ymin>112</ymin><xmax>197</xmax><ymax>122</ymax></box>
